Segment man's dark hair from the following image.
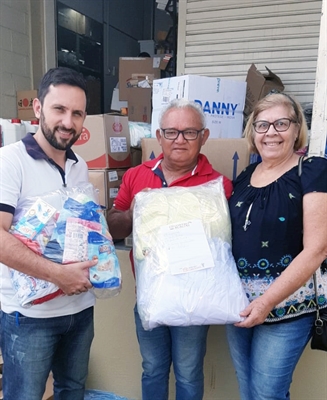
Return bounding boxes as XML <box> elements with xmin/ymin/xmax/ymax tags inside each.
<box><xmin>38</xmin><ymin>67</ymin><xmax>88</xmax><ymax>106</ymax></box>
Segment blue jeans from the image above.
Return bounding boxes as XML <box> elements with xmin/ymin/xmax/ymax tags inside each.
<box><xmin>226</xmin><ymin>313</ymin><xmax>315</xmax><ymax>400</ymax></box>
<box><xmin>134</xmin><ymin>307</ymin><xmax>209</xmax><ymax>400</ymax></box>
<box><xmin>0</xmin><ymin>307</ymin><xmax>94</xmax><ymax>400</ymax></box>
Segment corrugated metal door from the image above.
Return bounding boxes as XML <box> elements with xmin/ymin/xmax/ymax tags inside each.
<box><xmin>177</xmin><ymin>0</ymin><xmax>322</xmax><ymax>103</ymax></box>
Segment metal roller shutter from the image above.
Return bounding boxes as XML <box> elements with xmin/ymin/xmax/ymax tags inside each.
<box><xmin>177</xmin><ymin>0</ymin><xmax>322</xmax><ymax>103</ymax></box>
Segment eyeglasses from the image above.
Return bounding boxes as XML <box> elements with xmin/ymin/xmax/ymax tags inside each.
<box><xmin>253</xmin><ymin>118</ymin><xmax>297</xmax><ymax>134</ymax></box>
<box><xmin>160</xmin><ymin>128</ymin><xmax>204</xmax><ymax>140</ymax></box>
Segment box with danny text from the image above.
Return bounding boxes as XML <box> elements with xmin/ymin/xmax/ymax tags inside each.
<box><xmin>151</xmin><ymin>75</ymin><xmax>246</xmax><ymax>139</ymax></box>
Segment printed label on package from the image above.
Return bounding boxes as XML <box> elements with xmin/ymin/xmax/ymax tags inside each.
<box><xmin>110</xmin><ymin>137</ymin><xmax>127</xmax><ymax>153</ymax></box>
<box><xmin>108</xmin><ymin>170</ymin><xmax>118</xmax><ymax>182</ymax></box>
<box><xmin>160</xmin><ymin>219</ymin><xmax>214</xmax><ymax>275</ymax></box>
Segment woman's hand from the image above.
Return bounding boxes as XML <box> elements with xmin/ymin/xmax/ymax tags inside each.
<box><xmin>234</xmin><ymin>297</ymin><xmax>274</xmax><ymax>328</ymax></box>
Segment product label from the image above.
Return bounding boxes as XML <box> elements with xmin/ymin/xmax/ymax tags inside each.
<box><xmin>110</xmin><ymin>137</ymin><xmax>127</xmax><ymax>153</ymax></box>
<box><xmin>160</xmin><ymin>219</ymin><xmax>214</xmax><ymax>275</ymax></box>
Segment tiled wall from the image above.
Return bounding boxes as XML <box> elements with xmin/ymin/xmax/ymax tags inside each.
<box><xmin>0</xmin><ymin>0</ymin><xmax>32</xmax><ymax>118</ymax></box>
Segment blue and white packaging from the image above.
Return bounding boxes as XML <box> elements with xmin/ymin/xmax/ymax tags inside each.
<box><xmin>151</xmin><ymin>75</ymin><xmax>246</xmax><ymax>139</ymax></box>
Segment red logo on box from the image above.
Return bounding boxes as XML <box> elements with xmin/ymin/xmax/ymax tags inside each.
<box><xmin>18</xmin><ymin>98</ymin><xmax>33</xmax><ymax>109</ymax></box>
<box><xmin>75</xmin><ymin>127</ymin><xmax>90</xmax><ymax>145</ymax></box>
<box><xmin>112</xmin><ymin>122</ymin><xmax>123</xmax><ymax>133</ymax></box>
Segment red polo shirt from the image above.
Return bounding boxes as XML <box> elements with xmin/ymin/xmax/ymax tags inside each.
<box><xmin>113</xmin><ymin>153</ymin><xmax>233</xmax><ymax>211</ymax></box>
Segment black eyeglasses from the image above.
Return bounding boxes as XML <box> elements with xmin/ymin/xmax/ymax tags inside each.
<box><xmin>160</xmin><ymin>128</ymin><xmax>204</xmax><ymax>140</ymax></box>
<box><xmin>253</xmin><ymin>118</ymin><xmax>297</xmax><ymax>134</ymax></box>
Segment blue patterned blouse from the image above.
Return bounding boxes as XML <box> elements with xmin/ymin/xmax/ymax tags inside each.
<box><xmin>229</xmin><ymin>156</ymin><xmax>327</xmax><ymax>323</ymax></box>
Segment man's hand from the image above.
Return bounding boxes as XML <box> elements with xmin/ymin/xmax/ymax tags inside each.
<box><xmin>52</xmin><ymin>258</ymin><xmax>98</xmax><ymax>296</ymax></box>
<box><xmin>129</xmin><ymin>187</ymin><xmax>152</xmax><ymax>220</ymax></box>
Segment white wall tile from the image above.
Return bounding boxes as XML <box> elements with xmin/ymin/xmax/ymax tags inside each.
<box><xmin>0</xmin><ymin>0</ymin><xmax>31</xmax><ymax>118</ymax></box>
<box><xmin>3</xmin><ymin>0</ymin><xmax>29</xmax><ymax>14</ymax></box>
<box><xmin>0</xmin><ymin>26</ymin><xmax>12</xmax><ymax>51</ymax></box>
<box><xmin>12</xmin><ymin>31</ymin><xmax>30</xmax><ymax>56</ymax></box>
<box><xmin>0</xmin><ymin>94</ymin><xmax>17</xmax><ymax>119</ymax></box>
<box><xmin>0</xmin><ymin>3</ymin><xmax>27</xmax><ymax>35</ymax></box>
<box><xmin>0</xmin><ymin>71</ymin><xmax>15</xmax><ymax>96</ymax></box>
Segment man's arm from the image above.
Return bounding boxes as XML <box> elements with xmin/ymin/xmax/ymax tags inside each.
<box><xmin>107</xmin><ymin>206</ymin><xmax>133</xmax><ymax>239</ymax></box>
<box><xmin>0</xmin><ymin>211</ymin><xmax>96</xmax><ymax>295</ymax></box>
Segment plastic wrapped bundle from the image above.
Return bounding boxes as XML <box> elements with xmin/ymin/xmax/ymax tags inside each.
<box><xmin>10</xmin><ymin>183</ymin><xmax>121</xmax><ymax>307</ymax></box>
<box><xmin>128</xmin><ymin>121</ymin><xmax>151</xmax><ymax>147</ymax></box>
<box><xmin>133</xmin><ymin>177</ymin><xmax>249</xmax><ymax>330</ymax></box>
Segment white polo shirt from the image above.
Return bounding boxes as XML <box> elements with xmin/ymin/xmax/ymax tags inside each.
<box><xmin>0</xmin><ymin>133</ymin><xmax>96</xmax><ymax>317</ymax></box>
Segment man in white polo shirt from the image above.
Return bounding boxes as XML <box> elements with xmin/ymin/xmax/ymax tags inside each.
<box><xmin>0</xmin><ymin>67</ymin><xmax>98</xmax><ymax>399</ymax></box>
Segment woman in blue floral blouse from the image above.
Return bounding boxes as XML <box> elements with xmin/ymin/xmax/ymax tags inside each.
<box><xmin>227</xmin><ymin>92</ymin><xmax>327</xmax><ymax>400</ymax></box>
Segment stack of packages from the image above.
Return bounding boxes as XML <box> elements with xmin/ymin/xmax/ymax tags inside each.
<box><xmin>71</xmin><ymin>115</ymin><xmax>131</xmax><ymax>219</ymax></box>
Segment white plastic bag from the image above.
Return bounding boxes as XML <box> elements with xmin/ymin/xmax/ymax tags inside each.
<box><xmin>128</xmin><ymin>121</ymin><xmax>151</xmax><ymax>147</ymax></box>
<box><xmin>133</xmin><ymin>177</ymin><xmax>249</xmax><ymax>330</ymax></box>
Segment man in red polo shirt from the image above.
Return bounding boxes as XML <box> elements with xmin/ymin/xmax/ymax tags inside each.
<box><xmin>107</xmin><ymin>98</ymin><xmax>232</xmax><ymax>400</ymax></box>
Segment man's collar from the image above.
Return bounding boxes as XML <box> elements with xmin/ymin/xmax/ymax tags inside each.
<box><xmin>22</xmin><ymin>132</ymin><xmax>78</xmax><ymax>163</ymax></box>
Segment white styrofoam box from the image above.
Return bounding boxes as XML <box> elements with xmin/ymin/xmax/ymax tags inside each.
<box><xmin>151</xmin><ymin>75</ymin><xmax>246</xmax><ymax>139</ymax></box>
<box><xmin>110</xmin><ymin>88</ymin><xmax>127</xmax><ymax>112</ymax></box>
<box><xmin>0</xmin><ymin>118</ymin><xmax>25</xmax><ymax>147</ymax></box>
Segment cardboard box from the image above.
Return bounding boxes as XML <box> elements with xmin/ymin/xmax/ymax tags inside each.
<box><xmin>130</xmin><ymin>146</ymin><xmax>142</xmax><ymax>167</ymax></box>
<box><xmin>244</xmin><ymin>64</ymin><xmax>284</xmax><ymax>116</ymax></box>
<box><xmin>157</xmin><ymin>30</ymin><xmax>168</xmax><ymax>42</ymax></box>
<box><xmin>72</xmin><ymin>114</ymin><xmax>131</xmax><ymax>169</ymax></box>
<box><xmin>159</xmin><ymin>54</ymin><xmax>173</xmax><ymax>71</ymax></box>
<box><xmin>141</xmin><ymin>138</ymin><xmax>250</xmax><ymax>182</ymax></box>
<box><xmin>17</xmin><ymin>90</ymin><xmax>38</xmax><ymax>120</ymax></box>
<box><xmin>119</xmin><ymin>57</ymin><xmax>161</xmax><ymax>101</ymax></box>
<box><xmin>88</xmin><ymin>169</ymin><xmax>127</xmax><ymax>209</ymax></box>
<box><xmin>151</xmin><ymin>75</ymin><xmax>246</xmax><ymax>139</ymax></box>
<box><xmin>127</xmin><ymin>87</ymin><xmax>152</xmax><ymax>123</ymax></box>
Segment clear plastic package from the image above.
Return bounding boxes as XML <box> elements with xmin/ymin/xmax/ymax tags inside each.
<box><xmin>133</xmin><ymin>177</ymin><xmax>249</xmax><ymax>330</ymax></box>
<box><xmin>10</xmin><ymin>183</ymin><xmax>121</xmax><ymax>307</ymax></box>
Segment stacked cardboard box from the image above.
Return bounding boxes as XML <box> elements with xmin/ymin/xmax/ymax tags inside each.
<box><xmin>72</xmin><ymin>114</ymin><xmax>131</xmax><ymax>170</ymax></box>
<box><xmin>71</xmin><ymin>114</ymin><xmax>131</xmax><ymax>213</ymax></box>
<box><xmin>118</xmin><ymin>56</ymin><xmax>171</xmax><ymax>124</ymax></box>
<box><xmin>141</xmin><ymin>137</ymin><xmax>250</xmax><ymax>182</ymax></box>
<box><xmin>17</xmin><ymin>90</ymin><xmax>38</xmax><ymax>120</ymax></box>
<box><xmin>244</xmin><ymin>64</ymin><xmax>284</xmax><ymax>117</ymax></box>
<box><xmin>118</xmin><ymin>57</ymin><xmax>161</xmax><ymax>100</ymax></box>
<box><xmin>88</xmin><ymin>169</ymin><xmax>127</xmax><ymax>210</ymax></box>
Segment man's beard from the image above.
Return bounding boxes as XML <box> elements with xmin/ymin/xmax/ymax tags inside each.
<box><xmin>40</xmin><ymin>111</ymin><xmax>80</xmax><ymax>150</ymax></box>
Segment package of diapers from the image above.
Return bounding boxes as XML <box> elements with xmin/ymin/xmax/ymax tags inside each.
<box><xmin>10</xmin><ymin>183</ymin><xmax>121</xmax><ymax>307</ymax></box>
<box><xmin>133</xmin><ymin>177</ymin><xmax>249</xmax><ymax>330</ymax></box>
